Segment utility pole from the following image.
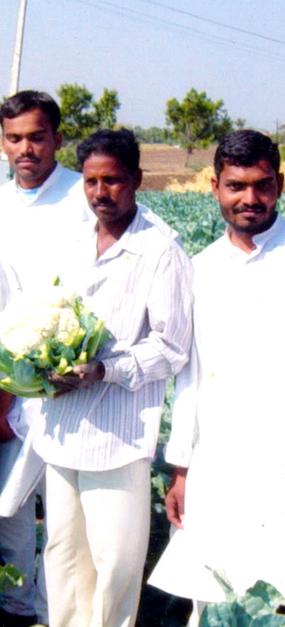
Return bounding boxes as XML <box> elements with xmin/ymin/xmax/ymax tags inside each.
<box><xmin>9</xmin><ymin>0</ymin><xmax>28</xmax><ymax>95</ymax></box>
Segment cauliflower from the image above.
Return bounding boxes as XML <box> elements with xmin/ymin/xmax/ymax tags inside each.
<box><xmin>0</xmin><ymin>286</ymin><xmax>110</xmax><ymax>398</ymax></box>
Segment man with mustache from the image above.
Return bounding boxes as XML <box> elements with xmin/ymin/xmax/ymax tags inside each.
<box><xmin>31</xmin><ymin>128</ymin><xmax>193</xmax><ymax>627</ymax></box>
<box><xmin>149</xmin><ymin>130</ymin><xmax>285</xmax><ymax>625</ymax></box>
<box><xmin>0</xmin><ymin>90</ymin><xmax>91</xmax><ymax>289</ymax></box>
<box><xmin>0</xmin><ymin>90</ymin><xmax>91</xmax><ymax>626</ymax></box>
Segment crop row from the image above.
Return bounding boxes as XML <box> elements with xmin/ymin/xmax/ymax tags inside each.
<box><xmin>138</xmin><ymin>191</ymin><xmax>285</xmax><ymax>256</ymax></box>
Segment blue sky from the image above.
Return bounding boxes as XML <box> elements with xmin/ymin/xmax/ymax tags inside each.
<box><xmin>1</xmin><ymin>0</ymin><xmax>285</xmax><ymax>132</ymax></box>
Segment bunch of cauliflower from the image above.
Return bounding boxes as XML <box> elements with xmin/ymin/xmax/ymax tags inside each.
<box><xmin>0</xmin><ymin>286</ymin><xmax>109</xmax><ymax>398</ymax></box>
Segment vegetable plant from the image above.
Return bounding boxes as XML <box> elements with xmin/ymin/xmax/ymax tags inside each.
<box><xmin>200</xmin><ymin>570</ymin><xmax>285</xmax><ymax>626</ymax></box>
<box><xmin>0</xmin><ymin>285</ymin><xmax>110</xmax><ymax>398</ymax></box>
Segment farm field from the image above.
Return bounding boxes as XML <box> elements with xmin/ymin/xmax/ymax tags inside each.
<box><xmin>139</xmin><ymin>143</ymin><xmax>216</xmax><ymax>191</ymax></box>
<box><xmin>139</xmin><ymin>143</ymin><xmax>285</xmax><ymax>193</ymax></box>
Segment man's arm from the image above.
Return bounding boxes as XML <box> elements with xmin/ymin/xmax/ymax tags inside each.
<box><xmin>95</xmin><ymin>244</ymin><xmax>193</xmax><ymax>390</ymax></box>
<box><xmin>164</xmin><ymin>343</ymin><xmax>199</xmax><ymax>528</ymax></box>
<box><xmin>51</xmin><ymin>243</ymin><xmax>193</xmax><ymax>393</ymax></box>
<box><xmin>166</xmin><ymin>466</ymin><xmax>188</xmax><ymax>529</ymax></box>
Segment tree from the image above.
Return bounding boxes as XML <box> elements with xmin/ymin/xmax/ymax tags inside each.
<box><xmin>234</xmin><ymin>117</ymin><xmax>247</xmax><ymax>130</ymax></box>
<box><xmin>133</xmin><ymin>125</ymin><xmax>173</xmax><ymax>144</ymax></box>
<box><xmin>56</xmin><ymin>83</ymin><xmax>121</xmax><ymax>142</ymax></box>
<box><xmin>165</xmin><ymin>88</ymin><xmax>233</xmax><ymax>157</ymax></box>
<box><xmin>56</xmin><ymin>83</ymin><xmax>121</xmax><ymax>170</ymax></box>
<box><xmin>93</xmin><ymin>89</ymin><xmax>120</xmax><ymax>130</ymax></box>
<box><xmin>57</xmin><ymin>84</ymin><xmax>94</xmax><ymax>141</ymax></box>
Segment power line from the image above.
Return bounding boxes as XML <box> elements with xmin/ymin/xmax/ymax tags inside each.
<box><xmin>140</xmin><ymin>0</ymin><xmax>285</xmax><ymax>46</ymax></box>
<box><xmin>66</xmin><ymin>0</ymin><xmax>285</xmax><ymax>63</ymax></box>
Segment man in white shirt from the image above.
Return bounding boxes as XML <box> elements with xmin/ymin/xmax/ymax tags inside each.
<box><xmin>32</xmin><ymin>128</ymin><xmax>193</xmax><ymax>627</ymax></box>
<box><xmin>149</xmin><ymin>130</ymin><xmax>285</xmax><ymax>625</ymax></box>
<box><xmin>0</xmin><ymin>90</ymin><xmax>90</xmax><ymax>290</ymax></box>
<box><xmin>0</xmin><ymin>90</ymin><xmax>90</xmax><ymax>626</ymax></box>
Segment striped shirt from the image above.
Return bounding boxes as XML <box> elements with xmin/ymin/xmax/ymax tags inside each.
<box><xmin>32</xmin><ymin>206</ymin><xmax>193</xmax><ymax>471</ymax></box>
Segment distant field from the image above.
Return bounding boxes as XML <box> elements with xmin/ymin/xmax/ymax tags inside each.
<box><xmin>140</xmin><ymin>143</ymin><xmax>216</xmax><ymax>191</ymax></box>
<box><xmin>140</xmin><ymin>143</ymin><xmax>285</xmax><ymax>192</ymax></box>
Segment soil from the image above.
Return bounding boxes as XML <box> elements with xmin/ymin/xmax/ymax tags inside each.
<box><xmin>139</xmin><ymin>144</ymin><xmax>216</xmax><ymax>191</ymax></box>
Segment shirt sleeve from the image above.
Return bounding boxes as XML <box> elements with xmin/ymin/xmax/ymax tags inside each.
<box><xmin>165</xmin><ymin>339</ymin><xmax>199</xmax><ymax>467</ymax></box>
<box><xmin>102</xmin><ymin>243</ymin><xmax>193</xmax><ymax>391</ymax></box>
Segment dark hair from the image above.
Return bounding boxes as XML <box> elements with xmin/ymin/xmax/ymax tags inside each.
<box><xmin>77</xmin><ymin>128</ymin><xmax>140</xmax><ymax>173</ymax></box>
<box><xmin>0</xmin><ymin>90</ymin><xmax>61</xmax><ymax>132</ymax></box>
<box><xmin>214</xmin><ymin>130</ymin><xmax>280</xmax><ymax>179</ymax></box>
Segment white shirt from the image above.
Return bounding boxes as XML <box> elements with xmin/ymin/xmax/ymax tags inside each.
<box><xmin>0</xmin><ymin>163</ymin><xmax>91</xmax><ymax>290</ymax></box>
<box><xmin>0</xmin><ymin>164</ymin><xmax>91</xmax><ymax>440</ymax></box>
<box><xmin>151</xmin><ymin>213</ymin><xmax>285</xmax><ymax>601</ymax></box>
<box><xmin>32</xmin><ymin>206</ymin><xmax>193</xmax><ymax>471</ymax></box>
<box><xmin>0</xmin><ymin>259</ymin><xmax>19</xmax><ymax>312</ymax></box>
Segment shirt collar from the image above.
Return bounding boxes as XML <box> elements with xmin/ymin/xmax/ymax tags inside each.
<box><xmin>222</xmin><ymin>213</ymin><xmax>283</xmax><ymax>261</ymax></box>
<box><xmin>14</xmin><ymin>162</ymin><xmax>62</xmax><ymax>204</ymax></box>
<box><xmin>94</xmin><ymin>206</ymin><xmax>145</xmax><ymax>261</ymax></box>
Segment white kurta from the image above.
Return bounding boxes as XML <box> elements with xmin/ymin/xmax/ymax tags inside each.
<box><xmin>149</xmin><ymin>213</ymin><xmax>285</xmax><ymax>602</ymax></box>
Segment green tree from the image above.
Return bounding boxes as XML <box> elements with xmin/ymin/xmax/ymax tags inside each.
<box><xmin>57</xmin><ymin>84</ymin><xmax>94</xmax><ymax>141</ymax></box>
<box><xmin>56</xmin><ymin>83</ymin><xmax>121</xmax><ymax>170</ymax></box>
<box><xmin>56</xmin><ymin>143</ymin><xmax>81</xmax><ymax>171</ymax></box>
<box><xmin>93</xmin><ymin>88</ymin><xmax>120</xmax><ymax>129</ymax></box>
<box><xmin>165</xmin><ymin>88</ymin><xmax>233</xmax><ymax>158</ymax></box>
<box><xmin>57</xmin><ymin>83</ymin><xmax>121</xmax><ymax>142</ymax></box>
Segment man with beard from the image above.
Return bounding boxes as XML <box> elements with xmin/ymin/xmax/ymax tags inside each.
<box><xmin>149</xmin><ymin>130</ymin><xmax>285</xmax><ymax>625</ymax></box>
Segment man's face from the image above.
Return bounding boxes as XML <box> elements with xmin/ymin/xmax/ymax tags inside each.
<box><xmin>211</xmin><ymin>160</ymin><xmax>284</xmax><ymax>235</ymax></box>
<box><xmin>2</xmin><ymin>108</ymin><xmax>62</xmax><ymax>188</ymax></box>
<box><xmin>83</xmin><ymin>153</ymin><xmax>142</xmax><ymax>225</ymax></box>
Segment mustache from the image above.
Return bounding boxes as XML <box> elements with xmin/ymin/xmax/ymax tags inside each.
<box><xmin>91</xmin><ymin>199</ymin><xmax>116</xmax><ymax>209</ymax></box>
<box><xmin>15</xmin><ymin>156</ymin><xmax>40</xmax><ymax>164</ymax></box>
<box><xmin>233</xmin><ymin>204</ymin><xmax>266</xmax><ymax>214</ymax></box>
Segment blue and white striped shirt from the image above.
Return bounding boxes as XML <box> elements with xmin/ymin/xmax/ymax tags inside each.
<box><xmin>32</xmin><ymin>206</ymin><xmax>193</xmax><ymax>471</ymax></box>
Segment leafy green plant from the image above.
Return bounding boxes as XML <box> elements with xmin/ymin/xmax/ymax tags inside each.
<box><xmin>0</xmin><ymin>287</ymin><xmax>110</xmax><ymax>397</ymax></box>
<box><xmin>138</xmin><ymin>191</ymin><xmax>225</xmax><ymax>256</ymax></box>
<box><xmin>0</xmin><ymin>564</ymin><xmax>23</xmax><ymax>593</ymax></box>
<box><xmin>200</xmin><ymin>570</ymin><xmax>285</xmax><ymax>626</ymax></box>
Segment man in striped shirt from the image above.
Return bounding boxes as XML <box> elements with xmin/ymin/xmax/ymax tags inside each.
<box><xmin>32</xmin><ymin>128</ymin><xmax>193</xmax><ymax>627</ymax></box>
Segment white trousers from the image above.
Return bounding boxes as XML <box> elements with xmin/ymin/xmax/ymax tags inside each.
<box><xmin>45</xmin><ymin>460</ymin><xmax>151</xmax><ymax>627</ymax></box>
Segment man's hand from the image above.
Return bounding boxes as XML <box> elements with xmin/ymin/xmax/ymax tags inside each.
<box><xmin>0</xmin><ymin>390</ymin><xmax>16</xmax><ymax>442</ymax></box>
<box><xmin>165</xmin><ymin>466</ymin><xmax>188</xmax><ymax>529</ymax></box>
<box><xmin>49</xmin><ymin>361</ymin><xmax>105</xmax><ymax>396</ymax></box>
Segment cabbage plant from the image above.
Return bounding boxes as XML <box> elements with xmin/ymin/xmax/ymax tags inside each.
<box><xmin>200</xmin><ymin>570</ymin><xmax>285</xmax><ymax>626</ymax></box>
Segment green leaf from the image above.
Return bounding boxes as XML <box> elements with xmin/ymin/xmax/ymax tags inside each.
<box><xmin>87</xmin><ymin>320</ymin><xmax>110</xmax><ymax>360</ymax></box>
<box><xmin>0</xmin><ymin>377</ymin><xmax>46</xmax><ymax>397</ymax></box>
<box><xmin>206</xmin><ymin>566</ymin><xmax>235</xmax><ymax>601</ymax></box>
<box><xmin>200</xmin><ymin>601</ymin><xmax>245</xmax><ymax>626</ymax></box>
<box><xmin>0</xmin><ymin>343</ymin><xmax>14</xmax><ymax>374</ymax></box>
<box><xmin>0</xmin><ymin>564</ymin><xmax>24</xmax><ymax>592</ymax></box>
<box><xmin>244</xmin><ymin>581</ymin><xmax>285</xmax><ymax>614</ymax></box>
<box><xmin>252</xmin><ymin>616</ymin><xmax>285</xmax><ymax>626</ymax></box>
<box><xmin>13</xmin><ymin>358</ymin><xmax>38</xmax><ymax>387</ymax></box>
